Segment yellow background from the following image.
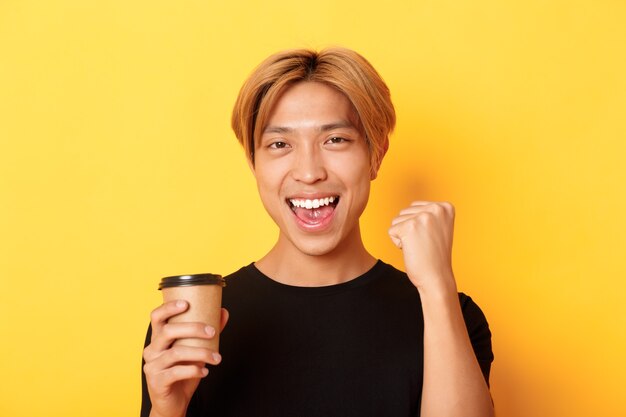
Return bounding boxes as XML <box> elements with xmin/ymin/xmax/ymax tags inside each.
<box><xmin>1</xmin><ymin>1</ymin><xmax>625</xmax><ymax>416</ymax></box>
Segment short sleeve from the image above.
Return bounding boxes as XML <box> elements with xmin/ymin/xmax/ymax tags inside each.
<box><xmin>459</xmin><ymin>293</ymin><xmax>494</xmax><ymax>385</ymax></box>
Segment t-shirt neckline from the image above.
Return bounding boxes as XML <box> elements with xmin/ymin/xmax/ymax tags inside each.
<box><xmin>243</xmin><ymin>259</ymin><xmax>386</xmax><ymax>296</ymax></box>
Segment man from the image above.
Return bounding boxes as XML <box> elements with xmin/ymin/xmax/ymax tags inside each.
<box><xmin>141</xmin><ymin>47</ymin><xmax>494</xmax><ymax>417</ymax></box>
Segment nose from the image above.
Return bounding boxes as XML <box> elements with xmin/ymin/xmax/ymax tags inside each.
<box><xmin>291</xmin><ymin>143</ymin><xmax>327</xmax><ymax>184</ymax></box>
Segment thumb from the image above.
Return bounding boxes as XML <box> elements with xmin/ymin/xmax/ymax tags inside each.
<box><xmin>220</xmin><ymin>308</ymin><xmax>229</xmax><ymax>332</ymax></box>
<box><xmin>388</xmin><ymin>226</ymin><xmax>403</xmax><ymax>249</ymax></box>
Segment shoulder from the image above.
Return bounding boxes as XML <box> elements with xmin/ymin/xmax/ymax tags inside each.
<box><xmin>457</xmin><ymin>292</ymin><xmax>491</xmax><ymax>329</ymax></box>
<box><xmin>223</xmin><ymin>263</ymin><xmax>255</xmax><ymax>282</ymax></box>
<box><xmin>373</xmin><ymin>260</ymin><xmax>418</xmax><ymax>289</ymax></box>
<box><xmin>221</xmin><ymin>263</ymin><xmax>258</xmax><ymax>299</ymax></box>
<box><xmin>222</xmin><ymin>263</ymin><xmax>264</xmax><ymax>289</ymax></box>
<box><xmin>379</xmin><ymin>262</ymin><xmax>492</xmax><ymax>329</ymax></box>
<box><xmin>379</xmin><ymin>262</ymin><xmax>490</xmax><ymax>311</ymax></box>
<box><xmin>457</xmin><ymin>292</ymin><xmax>494</xmax><ymax>368</ymax></box>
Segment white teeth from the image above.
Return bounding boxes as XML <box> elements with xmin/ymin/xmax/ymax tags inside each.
<box><xmin>289</xmin><ymin>196</ymin><xmax>339</xmax><ymax>209</ymax></box>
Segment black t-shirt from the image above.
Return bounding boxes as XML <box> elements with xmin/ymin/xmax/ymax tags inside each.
<box><xmin>141</xmin><ymin>260</ymin><xmax>493</xmax><ymax>417</ymax></box>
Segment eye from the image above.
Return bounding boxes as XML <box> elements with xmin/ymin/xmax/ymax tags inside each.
<box><xmin>326</xmin><ymin>136</ymin><xmax>347</xmax><ymax>144</ymax></box>
<box><xmin>269</xmin><ymin>141</ymin><xmax>289</xmax><ymax>149</ymax></box>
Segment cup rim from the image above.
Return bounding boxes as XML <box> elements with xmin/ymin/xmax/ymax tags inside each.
<box><xmin>158</xmin><ymin>273</ymin><xmax>225</xmax><ymax>290</ymax></box>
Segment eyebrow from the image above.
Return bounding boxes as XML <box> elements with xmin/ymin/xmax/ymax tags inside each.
<box><xmin>263</xmin><ymin>121</ymin><xmax>357</xmax><ymax>134</ymax></box>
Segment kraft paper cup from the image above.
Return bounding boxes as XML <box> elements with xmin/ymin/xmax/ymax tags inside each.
<box><xmin>159</xmin><ymin>273</ymin><xmax>226</xmax><ymax>351</ymax></box>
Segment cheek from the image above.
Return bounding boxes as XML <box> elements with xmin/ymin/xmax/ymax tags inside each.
<box><xmin>341</xmin><ymin>166</ymin><xmax>372</xmax><ymax>209</ymax></box>
<box><xmin>253</xmin><ymin>166</ymin><xmax>290</xmax><ymax>215</ymax></box>
<box><xmin>253</xmin><ymin>162</ymin><xmax>279</xmax><ymax>190</ymax></box>
<box><xmin>329</xmin><ymin>147</ymin><xmax>370</xmax><ymax>176</ymax></box>
<box><xmin>253</xmin><ymin>158</ymin><xmax>290</xmax><ymax>187</ymax></box>
<box><xmin>254</xmin><ymin>174</ymin><xmax>276</xmax><ymax>206</ymax></box>
<box><xmin>342</xmin><ymin>157</ymin><xmax>372</xmax><ymax>188</ymax></box>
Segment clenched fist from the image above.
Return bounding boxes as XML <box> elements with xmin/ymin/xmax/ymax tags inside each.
<box><xmin>388</xmin><ymin>201</ymin><xmax>458</xmax><ymax>294</ymax></box>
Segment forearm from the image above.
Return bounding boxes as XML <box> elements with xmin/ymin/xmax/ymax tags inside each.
<box><xmin>419</xmin><ymin>285</ymin><xmax>494</xmax><ymax>417</ymax></box>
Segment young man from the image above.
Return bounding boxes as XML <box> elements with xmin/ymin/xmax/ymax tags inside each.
<box><xmin>141</xmin><ymin>47</ymin><xmax>494</xmax><ymax>417</ymax></box>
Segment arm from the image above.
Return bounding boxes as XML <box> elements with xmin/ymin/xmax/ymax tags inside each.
<box><xmin>142</xmin><ymin>300</ymin><xmax>228</xmax><ymax>417</ymax></box>
<box><xmin>388</xmin><ymin>201</ymin><xmax>494</xmax><ymax>417</ymax></box>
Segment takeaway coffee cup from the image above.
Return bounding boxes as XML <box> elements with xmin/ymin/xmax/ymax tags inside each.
<box><xmin>158</xmin><ymin>273</ymin><xmax>226</xmax><ymax>351</ymax></box>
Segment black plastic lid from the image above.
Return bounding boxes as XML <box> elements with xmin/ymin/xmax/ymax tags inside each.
<box><xmin>158</xmin><ymin>273</ymin><xmax>225</xmax><ymax>290</ymax></box>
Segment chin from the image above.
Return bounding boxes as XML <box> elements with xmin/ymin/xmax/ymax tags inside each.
<box><xmin>288</xmin><ymin>235</ymin><xmax>342</xmax><ymax>257</ymax></box>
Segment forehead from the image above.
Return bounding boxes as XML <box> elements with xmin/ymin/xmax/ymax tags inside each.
<box><xmin>264</xmin><ymin>81</ymin><xmax>359</xmax><ymax>129</ymax></box>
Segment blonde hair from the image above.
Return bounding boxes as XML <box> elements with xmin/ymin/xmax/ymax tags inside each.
<box><xmin>231</xmin><ymin>47</ymin><xmax>395</xmax><ymax>176</ymax></box>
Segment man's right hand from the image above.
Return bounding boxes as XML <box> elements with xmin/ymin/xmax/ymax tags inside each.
<box><xmin>143</xmin><ymin>300</ymin><xmax>229</xmax><ymax>417</ymax></box>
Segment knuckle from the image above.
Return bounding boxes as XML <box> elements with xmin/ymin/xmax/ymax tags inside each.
<box><xmin>143</xmin><ymin>346</ymin><xmax>152</xmax><ymax>359</ymax></box>
<box><xmin>165</xmin><ymin>364</ymin><xmax>191</xmax><ymax>380</ymax></box>
<box><xmin>149</xmin><ymin>308</ymin><xmax>163</xmax><ymax>324</ymax></box>
<box><xmin>159</xmin><ymin>323</ymin><xmax>171</xmax><ymax>339</ymax></box>
<box><xmin>417</xmin><ymin>211</ymin><xmax>434</xmax><ymax>223</ymax></box>
<box><xmin>401</xmin><ymin>217</ymin><xmax>421</xmax><ymax>233</ymax></box>
<box><xmin>441</xmin><ymin>201</ymin><xmax>454</xmax><ymax>213</ymax></box>
<box><xmin>161</xmin><ymin>323</ymin><xmax>178</xmax><ymax>338</ymax></box>
<box><xmin>161</xmin><ymin>367</ymin><xmax>175</xmax><ymax>381</ymax></box>
<box><xmin>169</xmin><ymin>345</ymin><xmax>184</xmax><ymax>360</ymax></box>
<box><xmin>408</xmin><ymin>217</ymin><xmax>421</xmax><ymax>228</ymax></box>
<box><xmin>143</xmin><ymin>362</ymin><xmax>154</xmax><ymax>375</ymax></box>
<box><xmin>431</xmin><ymin>204</ymin><xmax>444</xmax><ymax>214</ymax></box>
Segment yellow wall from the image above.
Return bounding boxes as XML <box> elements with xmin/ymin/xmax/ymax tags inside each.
<box><xmin>1</xmin><ymin>1</ymin><xmax>624</xmax><ymax>416</ymax></box>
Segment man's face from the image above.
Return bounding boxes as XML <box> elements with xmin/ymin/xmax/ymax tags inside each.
<box><xmin>252</xmin><ymin>81</ymin><xmax>373</xmax><ymax>257</ymax></box>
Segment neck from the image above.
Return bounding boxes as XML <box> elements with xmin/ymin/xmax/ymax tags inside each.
<box><xmin>254</xmin><ymin>227</ymin><xmax>377</xmax><ymax>287</ymax></box>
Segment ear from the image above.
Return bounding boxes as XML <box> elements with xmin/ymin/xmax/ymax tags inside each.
<box><xmin>370</xmin><ymin>137</ymin><xmax>389</xmax><ymax>180</ymax></box>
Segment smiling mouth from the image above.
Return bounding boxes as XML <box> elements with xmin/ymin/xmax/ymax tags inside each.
<box><xmin>286</xmin><ymin>196</ymin><xmax>340</xmax><ymax>225</ymax></box>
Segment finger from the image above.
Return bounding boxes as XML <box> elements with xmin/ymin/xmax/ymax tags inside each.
<box><xmin>409</xmin><ymin>200</ymin><xmax>433</xmax><ymax>207</ymax></box>
<box><xmin>220</xmin><ymin>308</ymin><xmax>229</xmax><ymax>332</ymax></box>
<box><xmin>150</xmin><ymin>300</ymin><xmax>189</xmax><ymax>334</ymax></box>
<box><xmin>149</xmin><ymin>363</ymin><xmax>210</xmax><ymax>388</ymax></box>
<box><xmin>400</xmin><ymin>201</ymin><xmax>453</xmax><ymax>216</ymax></box>
<box><xmin>165</xmin><ymin>345</ymin><xmax>222</xmax><ymax>367</ymax></box>
<box><xmin>387</xmin><ymin>223</ymin><xmax>405</xmax><ymax>249</ymax></box>
<box><xmin>388</xmin><ymin>233</ymin><xmax>403</xmax><ymax>249</ymax></box>
<box><xmin>151</xmin><ymin>322</ymin><xmax>216</xmax><ymax>352</ymax></box>
<box><xmin>398</xmin><ymin>206</ymin><xmax>430</xmax><ymax>217</ymax></box>
<box><xmin>396</xmin><ymin>201</ymin><xmax>431</xmax><ymax>217</ymax></box>
<box><xmin>391</xmin><ymin>211</ymin><xmax>439</xmax><ymax>227</ymax></box>
<box><xmin>391</xmin><ymin>213</ymin><xmax>417</xmax><ymax>226</ymax></box>
<box><xmin>147</xmin><ymin>345</ymin><xmax>221</xmax><ymax>374</ymax></box>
